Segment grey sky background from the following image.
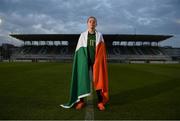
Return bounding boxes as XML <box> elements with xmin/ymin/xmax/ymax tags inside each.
<box><xmin>0</xmin><ymin>0</ymin><xmax>180</xmax><ymax>47</ymax></box>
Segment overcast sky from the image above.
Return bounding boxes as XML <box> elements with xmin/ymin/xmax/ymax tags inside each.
<box><xmin>0</xmin><ymin>0</ymin><xmax>180</xmax><ymax>47</ymax></box>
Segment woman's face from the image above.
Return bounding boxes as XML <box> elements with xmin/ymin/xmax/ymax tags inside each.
<box><xmin>87</xmin><ymin>18</ymin><xmax>97</xmax><ymax>30</ymax></box>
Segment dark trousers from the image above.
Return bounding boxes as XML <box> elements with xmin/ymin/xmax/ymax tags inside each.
<box><xmin>80</xmin><ymin>60</ymin><xmax>103</xmax><ymax>103</ymax></box>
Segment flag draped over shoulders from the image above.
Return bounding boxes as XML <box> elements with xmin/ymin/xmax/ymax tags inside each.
<box><xmin>60</xmin><ymin>30</ymin><xmax>109</xmax><ymax>108</ymax></box>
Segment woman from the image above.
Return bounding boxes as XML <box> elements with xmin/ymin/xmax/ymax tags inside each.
<box><xmin>61</xmin><ymin>16</ymin><xmax>109</xmax><ymax>111</ymax></box>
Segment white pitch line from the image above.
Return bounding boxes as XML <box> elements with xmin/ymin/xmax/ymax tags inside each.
<box><xmin>84</xmin><ymin>66</ymin><xmax>94</xmax><ymax>121</ymax></box>
<box><xmin>85</xmin><ymin>92</ymin><xmax>94</xmax><ymax>120</ymax></box>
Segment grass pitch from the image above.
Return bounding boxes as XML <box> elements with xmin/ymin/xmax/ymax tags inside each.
<box><xmin>0</xmin><ymin>62</ymin><xmax>180</xmax><ymax>120</ymax></box>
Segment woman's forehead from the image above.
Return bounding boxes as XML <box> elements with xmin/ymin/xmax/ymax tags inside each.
<box><xmin>88</xmin><ymin>18</ymin><xmax>96</xmax><ymax>22</ymax></box>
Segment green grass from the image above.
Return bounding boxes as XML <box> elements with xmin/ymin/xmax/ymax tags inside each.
<box><xmin>0</xmin><ymin>62</ymin><xmax>180</xmax><ymax>120</ymax></box>
<box><xmin>0</xmin><ymin>62</ymin><xmax>85</xmax><ymax>120</ymax></box>
<box><xmin>94</xmin><ymin>64</ymin><xmax>180</xmax><ymax>120</ymax></box>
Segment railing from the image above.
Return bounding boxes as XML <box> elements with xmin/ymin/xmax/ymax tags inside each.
<box><xmin>11</xmin><ymin>54</ymin><xmax>73</xmax><ymax>60</ymax></box>
<box><xmin>11</xmin><ymin>53</ymin><xmax>172</xmax><ymax>61</ymax></box>
<box><xmin>108</xmin><ymin>54</ymin><xmax>172</xmax><ymax>61</ymax></box>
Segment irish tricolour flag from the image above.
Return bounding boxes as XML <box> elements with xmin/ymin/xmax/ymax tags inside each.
<box><xmin>61</xmin><ymin>30</ymin><xmax>109</xmax><ymax>108</ymax></box>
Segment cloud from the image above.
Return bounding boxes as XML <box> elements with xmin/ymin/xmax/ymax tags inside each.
<box><xmin>175</xmin><ymin>19</ymin><xmax>180</xmax><ymax>24</ymax></box>
<box><xmin>0</xmin><ymin>0</ymin><xmax>180</xmax><ymax>47</ymax></box>
<box><xmin>0</xmin><ymin>18</ymin><xmax>2</xmax><ymax>25</ymax></box>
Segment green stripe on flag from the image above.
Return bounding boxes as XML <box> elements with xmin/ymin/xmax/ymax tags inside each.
<box><xmin>61</xmin><ymin>47</ymin><xmax>91</xmax><ymax>108</ymax></box>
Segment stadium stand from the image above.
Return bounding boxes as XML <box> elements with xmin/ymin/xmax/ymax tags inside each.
<box><xmin>7</xmin><ymin>34</ymin><xmax>180</xmax><ymax>63</ymax></box>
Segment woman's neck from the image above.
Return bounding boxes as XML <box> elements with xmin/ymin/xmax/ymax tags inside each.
<box><xmin>88</xmin><ymin>28</ymin><xmax>95</xmax><ymax>34</ymax></box>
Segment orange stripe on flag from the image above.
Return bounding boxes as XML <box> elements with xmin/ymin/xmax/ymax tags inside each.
<box><xmin>93</xmin><ymin>41</ymin><xmax>109</xmax><ymax>105</ymax></box>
